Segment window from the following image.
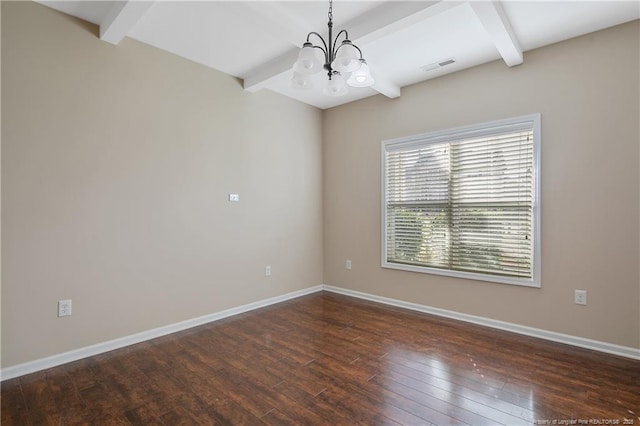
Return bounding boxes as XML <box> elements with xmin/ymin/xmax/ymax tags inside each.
<box><xmin>382</xmin><ymin>114</ymin><xmax>540</xmax><ymax>287</ymax></box>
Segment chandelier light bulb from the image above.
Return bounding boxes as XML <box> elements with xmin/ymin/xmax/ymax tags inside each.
<box><xmin>290</xmin><ymin>71</ymin><xmax>313</xmax><ymax>90</ymax></box>
<box><xmin>293</xmin><ymin>44</ymin><xmax>324</xmax><ymax>75</ymax></box>
<box><xmin>331</xmin><ymin>41</ymin><xmax>360</xmax><ymax>73</ymax></box>
<box><xmin>347</xmin><ymin>60</ymin><xmax>375</xmax><ymax>88</ymax></box>
<box><xmin>323</xmin><ymin>73</ymin><xmax>348</xmax><ymax>97</ymax></box>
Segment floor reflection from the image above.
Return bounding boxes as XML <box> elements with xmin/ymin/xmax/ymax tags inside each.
<box><xmin>377</xmin><ymin>346</ymin><xmax>537</xmax><ymax>424</ymax></box>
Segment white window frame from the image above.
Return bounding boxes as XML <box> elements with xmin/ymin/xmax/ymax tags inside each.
<box><xmin>381</xmin><ymin>114</ymin><xmax>541</xmax><ymax>288</ymax></box>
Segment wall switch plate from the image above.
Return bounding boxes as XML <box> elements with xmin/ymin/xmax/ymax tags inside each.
<box><xmin>58</xmin><ymin>299</ymin><xmax>72</xmax><ymax>317</ymax></box>
<box><xmin>346</xmin><ymin>260</ymin><xmax>352</xmax><ymax>270</ymax></box>
<box><xmin>228</xmin><ymin>193</ymin><xmax>240</xmax><ymax>202</ymax></box>
<box><xmin>574</xmin><ymin>290</ymin><xmax>587</xmax><ymax>305</ymax></box>
<box><xmin>265</xmin><ymin>265</ymin><xmax>271</xmax><ymax>277</ymax></box>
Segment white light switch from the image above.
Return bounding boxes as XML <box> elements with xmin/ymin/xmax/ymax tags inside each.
<box><xmin>228</xmin><ymin>193</ymin><xmax>240</xmax><ymax>202</ymax></box>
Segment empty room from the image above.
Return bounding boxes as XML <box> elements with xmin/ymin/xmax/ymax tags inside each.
<box><xmin>2</xmin><ymin>0</ymin><xmax>639</xmax><ymax>424</ymax></box>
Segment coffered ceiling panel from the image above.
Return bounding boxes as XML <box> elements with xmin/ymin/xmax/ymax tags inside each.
<box><xmin>37</xmin><ymin>1</ymin><xmax>640</xmax><ymax>109</ymax></box>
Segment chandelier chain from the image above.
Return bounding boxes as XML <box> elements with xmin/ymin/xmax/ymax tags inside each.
<box><xmin>328</xmin><ymin>0</ymin><xmax>333</xmax><ymax>22</ymax></box>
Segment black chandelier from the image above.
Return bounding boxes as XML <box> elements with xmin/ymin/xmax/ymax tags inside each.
<box><xmin>291</xmin><ymin>0</ymin><xmax>374</xmax><ymax>96</ymax></box>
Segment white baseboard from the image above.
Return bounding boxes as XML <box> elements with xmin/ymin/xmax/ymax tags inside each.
<box><xmin>1</xmin><ymin>285</ymin><xmax>324</xmax><ymax>381</ymax></box>
<box><xmin>323</xmin><ymin>285</ymin><xmax>640</xmax><ymax>360</ymax></box>
<box><xmin>3</xmin><ymin>283</ymin><xmax>638</xmax><ymax>381</ymax></box>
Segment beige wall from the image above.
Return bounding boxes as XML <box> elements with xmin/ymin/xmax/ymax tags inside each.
<box><xmin>2</xmin><ymin>2</ymin><xmax>639</xmax><ymax>370</ymax></box>
<box><xmin>1</xmin><ymin>2</ymin><xmax>323</xmax><ymax>367</ymax></box>
<box><xmin>324</xmin><ymin>21</ymin><xmax>640</xmax><ymax>348</ymax></box>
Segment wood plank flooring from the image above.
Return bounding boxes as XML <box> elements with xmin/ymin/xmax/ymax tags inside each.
<box><xmin>2</xmin><ymin>291</ymin><xmax>640</xmax><ymax>425</ymax></box>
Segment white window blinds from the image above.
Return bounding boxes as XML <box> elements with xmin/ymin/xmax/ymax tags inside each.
<box><xmin>383</xmin><ymin>115</ymin><xmax>540</xmax><ymax>287</ymax></box>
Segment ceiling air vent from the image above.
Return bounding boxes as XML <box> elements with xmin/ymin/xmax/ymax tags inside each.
<box><xmin>421</xmin><ymin>58</ymin><xmax>456</xmax><ymax>73</ymax></box>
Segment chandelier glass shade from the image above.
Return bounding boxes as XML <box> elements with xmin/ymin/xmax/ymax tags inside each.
<box><xmin>347</xmin><ymin>59</ymin><xmax>374</xmax><ymax>87</ymax></box>
<box><xmin>291</xmin><ymin>71</ymin><xmax>314</xmax><ymax>90</ymax></box>
<box><xmin>291</xmin><ymin>0</ymin><xmax>374</xmax><ymax>96</ymax></box>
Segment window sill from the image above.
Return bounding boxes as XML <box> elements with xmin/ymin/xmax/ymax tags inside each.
<box><xmin>382</xmin><ymin>261</ymin><xmax>541</xmax><ymax>288</ymax></box>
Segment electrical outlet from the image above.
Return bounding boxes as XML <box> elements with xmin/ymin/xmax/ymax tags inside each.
<box><xmin>228</xmin><ymin>193</ymin><xmax>240</xmax><ymax>202</ymax></box>
<box><xmin>346</xmin><ymin>260</ymin><xmax>352</xmax><ymax>270</ymax></box>
<box><xmin>58</xmin><ymin>299</ymin><xmax>72</xmax><ymax>317</ymax></box>
<box><xmin>265</xmin><ymin>265</ymin><xmax>271</xmax><ymax>277</ymax></box>
<box><xmin>574</xmin><ymin>290</ymin><xmax>587</xmax><ymax>306</ymax></box>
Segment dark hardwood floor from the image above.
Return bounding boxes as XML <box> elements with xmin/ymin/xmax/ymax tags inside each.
<box><xmin>2</xmin><ymin>291</ymin><xmax>639</xmax><ymax>425</ymax></box>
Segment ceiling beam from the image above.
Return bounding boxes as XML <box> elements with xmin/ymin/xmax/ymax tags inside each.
<box><xmin>343</xmin><ymin>1</ymin><xmax>461</xmax><ymax>46</ymax></box>
<box><xmin>100</xmin><ymin>1</ymin><xmax>154</xmax><ymax>45</ymax></box>
<box><xmin>243</xmin><ymin>50</ymin><xmax>300</xmax><ymax>93</ymax></box>
<box><xmin>372</xmin><ymin>76</ymin><xmax>401</xmax><ymax>99</ymax></box>
<box><xmin>242</xmin><ymin>1</ymin><xmax>461</xmax><ymax>99</ymax></box>
<box><xmin>227</xmin><ymin>2</ymin><xmax>306</xmax><ymax>47</ymax></box>
<box><xmin>469</xmin><ymin>1</ymin><xmax>523</xmax><ymax>67</ymax></box>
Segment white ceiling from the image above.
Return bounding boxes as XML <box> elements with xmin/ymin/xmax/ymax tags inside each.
<box><xmin>37</xmin><ymin>1</ymin><xmax>639</xmax><ymax>110</ymax></box>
